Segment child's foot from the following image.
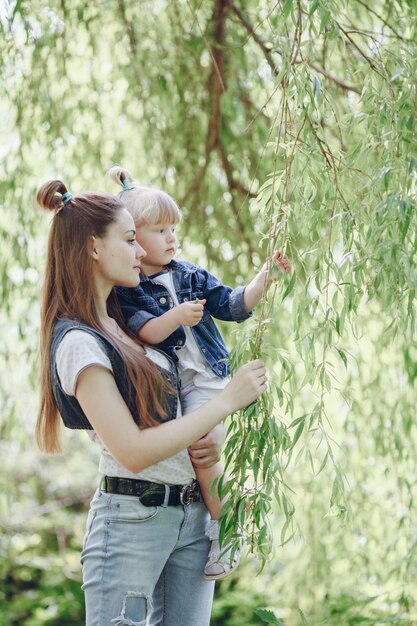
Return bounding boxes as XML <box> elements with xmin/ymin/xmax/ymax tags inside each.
<box><xmin>204</xmin><ymin>519</ymin><xmax>240</xmax><ymax>581</ymax></box>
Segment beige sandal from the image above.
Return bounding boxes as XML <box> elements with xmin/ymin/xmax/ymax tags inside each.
<box><xmin>204</xmin><ymin>520</ymin><xmax>241</xmax><ymax>581</ymax></box>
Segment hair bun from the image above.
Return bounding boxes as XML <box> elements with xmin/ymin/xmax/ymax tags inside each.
<box><xmin>107</xmin><ymin>165</ymin><xmax>136</xmax><ymax>189</ymax></box>
<box><xmin>37</xmin><ymin>180</ymin><xmax>70</xmax><ymax>212</ymax></box>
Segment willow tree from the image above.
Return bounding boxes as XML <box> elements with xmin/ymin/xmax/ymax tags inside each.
<box><xmin>1</xmin><ymin>1</ymin><xmax>416</xmax><ymax>624</ymax></box>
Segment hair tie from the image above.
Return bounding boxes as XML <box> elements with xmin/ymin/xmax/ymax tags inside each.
<box><xmin>121</xmin><ymin>178</ymin><xmax>134</xmax><ymax>192</ymax></box>
<box><xmin>62</xmin><ymin>192</ymin><xmax>73</xmax><ymax>205</ymax></box>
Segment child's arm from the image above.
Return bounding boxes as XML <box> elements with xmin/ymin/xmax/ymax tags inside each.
<box><xmin>243</xmin><ymin>250</ymin><xmax>291</xmax><ymax>312</ymax></box>
<box><xmin>138</xmin><ymin>299</ymin><xmax>207</xmax><ymax>344</ymax></box>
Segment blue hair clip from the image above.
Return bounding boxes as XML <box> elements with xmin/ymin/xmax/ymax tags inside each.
<box><xmin>122</xmin><ymin>178</ymin><xmax>134</xmax><ymax>191</ymax></box>
<box><xmin>62</xmin><ymin>192</ymin><xmax>73</xmax><ymax>205</ymax></box>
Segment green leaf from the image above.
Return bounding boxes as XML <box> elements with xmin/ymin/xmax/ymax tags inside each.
<box><xmin>308</xmin><ymin>0</ymin><xmax>319</xmax><ymax>17</ymax></box>
<box><xmin>291</xmin><ymin>419</ymin><xmax>305</xmax><ymax>448</ymax></box>
<box><xmin>336</xmin><ymin>348</ymin><xmax>348</xmax><ymax>369</ymax></box>
<box><xmin>297</xmin><ymin>608</ymin><xmax>310</xmax><ymax>625</ymax></box>
<box><xmin>282</xmin><ymin>0</ymin><xmax>293</xmax><ymax>18</ymax></box>
<box><xmin>282</xmin><ymin>272</ymin><xmax>296</xmax><ymax>301</ymax></box>
<box><xmin>254</xmin><ymin>608</ymin><xmax>286</xmax><ymax>625</ymax></box>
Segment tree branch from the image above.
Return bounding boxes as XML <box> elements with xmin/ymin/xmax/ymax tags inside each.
<box><xmin>181</xmin><ymin>0</ymin><xmax>227</xmax><ymax>204</ymax></box>
<box><xmin>117</xmin><ymin>0</ymin><xmax>142</xmax><ymax>90</ymax></box>
<box><xmin>306</xmin><ymin>62</ymin><xmax>361</xmax><ymax>95</ymax></box>
<box><xmin>218</xmin><ymin>141</ymin><xmax>256</xmax><ymax>199</ymax></box>
<box><xmin>353</xmin><ymin>0</ymin><xmax>408</xmax><ymax>41</ymax></box>
<box><xmin>182</xmin><ymin>0</ymin><xmax>256</xmax><ymax>262</ymax></box>
<box><xmin>229</xmin><ymin>1</ymin><xmax>281</xmax><ymax>70</ymax></box>
<box><xmin>337</xmin><ymin>22</ymin><xmax>379</xmax><ymax>72</ymax></box>
<box><xmin>180</xmin><ymin>159</ymin><xmax>211</xmax><ymax>206</ymax></box>
<box><xmin>229</xmin><ymin>0</ymin><xmax>360</xmax><ymax>94</ymax></box>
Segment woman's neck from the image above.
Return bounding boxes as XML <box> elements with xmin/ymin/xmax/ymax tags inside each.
<box><xmin>93</xmin><ymin>278</ymin><xmax>113</xmax><ymax>325</ymax></box>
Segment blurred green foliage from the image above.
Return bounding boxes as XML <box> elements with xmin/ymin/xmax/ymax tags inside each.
<box><xmin>1</xmin><ymin>0</ymin><xmax>417</xmax><ymax>624</ymax></box>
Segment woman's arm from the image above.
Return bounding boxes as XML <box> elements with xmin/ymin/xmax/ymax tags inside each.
<box><xmin>76</xmin><ymin>360</ymin><xmax>265</xmax><ymax>474</ymax></box>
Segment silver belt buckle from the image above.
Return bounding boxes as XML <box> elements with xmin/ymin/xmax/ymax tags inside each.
<box><xmin>180</xmin><ymin>482</ymin><xmax>194</xmax><ymax>505</ymax></box>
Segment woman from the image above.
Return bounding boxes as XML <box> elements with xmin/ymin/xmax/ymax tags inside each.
<box><xmin>36</xmin><ymin>179</ymin><xmax>267</xmax><ymax>626</ymax></box>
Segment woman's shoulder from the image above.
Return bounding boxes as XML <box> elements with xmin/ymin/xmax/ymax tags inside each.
<box><xmin>54</xmin><ymin>319</ymin><xmax>110</xmax><ymax>347</ymax></box>
<box><xmin>58</xmin><ymin>328</ymin><xmax>103</xmax><ymax>348</ymax></box>
<box><xmin>52</xmin><ymin>319</ymin><xmax>115</xmax><ymax>366</ymax></box>
<box><xmin>54</xmin><ymin>329</ymin><xmax>113</xmax><ymax>399</ymax></box>
<box><xmin>56</xmin><ymin>329</ymin><xmax>111</xmax><ymax>366</ymax></box>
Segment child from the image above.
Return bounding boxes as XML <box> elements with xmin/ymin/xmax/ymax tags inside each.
<box><xmin>109</xmin><ymin>165</ymin><xmax>291</xmax><ymax>580</ymax></box>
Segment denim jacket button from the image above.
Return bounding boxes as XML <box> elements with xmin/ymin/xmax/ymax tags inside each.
<box><xmin>159</xmin><ymin>297</ymin><xmax>167</xmax><ymax>304</ymax></box>
<box><xmin>176</xmin><ymin>340</ymin><xmax>183</xmax><ymax>346</ymax></box>
<box><xmin>183</xmin><ymin>297</ymin><xmax>189</xmax><ymax>302</ymax></box>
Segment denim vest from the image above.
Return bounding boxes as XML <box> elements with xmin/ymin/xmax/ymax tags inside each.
<box><xmin>50</xmin><ymin>318</ymin><xmax>179</xmax><ymax>430</ymax></box>
<box><xmin>116</xmin><ymin>260</ymin><xmax>252</xmax><ymax>378</ymax></box>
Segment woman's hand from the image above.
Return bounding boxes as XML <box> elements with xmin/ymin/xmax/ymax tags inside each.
<box><xmin>188</xmin><ymin>423</ymin><xmax>227</xmax><ymax>469</ymax></box>
<box><xmin>222</xmin><ymin>359</ymin><xmax>267</xmax><ymax>413</ymax></box>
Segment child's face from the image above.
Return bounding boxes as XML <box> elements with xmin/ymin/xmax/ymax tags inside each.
<box><xmin>135</xmin><ymin>222</ymin><xmax>178</xmax><ymax>275</ymax></box>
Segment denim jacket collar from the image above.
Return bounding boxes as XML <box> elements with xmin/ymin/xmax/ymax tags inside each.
<box><xmin>139</xmin><ymin>259</ymin><xmax>198</xmax><ymax>284</ymax></box>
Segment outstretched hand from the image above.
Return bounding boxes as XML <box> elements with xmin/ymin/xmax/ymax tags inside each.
<box><xmin>243</xmin><ymin>250</ymin><xmax>292</xmax><ymax>311</ymax></box>
<box><xmin>261</xmin><ymin>250</ymin><xmax>291</xmax><ymax>284</ymax></box>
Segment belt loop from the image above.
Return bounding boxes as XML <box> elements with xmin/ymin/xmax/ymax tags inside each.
<box><xmin>162</xmin><ymin>484</ymin><xmax>170</xmax><ymax>507</ymax></box>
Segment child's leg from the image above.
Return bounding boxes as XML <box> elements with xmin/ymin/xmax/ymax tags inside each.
<box><xmin>181</xmin><ymin>377</ymin><xmax>226</xmax><ymax>519</ymax></box>
<box><xmin>193</xmin><ymin>461</ymin><xmax>224</xmax><ymax>521</ymax></box>
<box><xmin>181</xmin><ymin>378</ymin><xmax>240</xmax><ymax>580</ymax></box>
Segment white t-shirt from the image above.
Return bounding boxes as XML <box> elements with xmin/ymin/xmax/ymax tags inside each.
<box><xmin>55</xmin><ymin>330</ymin><xmax>195</xmax><ymax>485</ymax></box>
<box><xmin>152</xmin><ymin>270</ymin><xmax>228</xmax><ymax>391</ymax></box>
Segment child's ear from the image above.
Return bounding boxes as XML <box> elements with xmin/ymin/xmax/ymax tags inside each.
<box><xmin>87</xmin><ymin>235</ymin><xmax>99</xmax><ymax>260</ymax></box>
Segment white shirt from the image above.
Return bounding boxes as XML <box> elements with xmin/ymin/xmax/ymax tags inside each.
<box><xmin>56</xmin><ymin>330</ymin><xmax>195</xmax><ymax>485</ymax></box>
<box><xmin>152</xmin><ymin>270</ymin><xmax>228</xmax><ymax>390</ymax></box>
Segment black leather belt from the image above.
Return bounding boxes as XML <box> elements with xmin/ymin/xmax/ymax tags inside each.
<box><xmin>101</xmin><ymin>476</ymin><xmax>202</xmax><ymax>507</ymax></box>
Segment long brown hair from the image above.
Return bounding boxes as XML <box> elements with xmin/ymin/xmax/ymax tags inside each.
<box><xmin>37</xmin><ymin>179</ymin><xmax>172</xmax><ymax>453</ymax></box>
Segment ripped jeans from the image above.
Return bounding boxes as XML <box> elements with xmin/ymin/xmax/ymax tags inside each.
<box><xmin>81</xmin><ymin>488</ymin><xmax>214</xmax><ymax>626</ymax></box>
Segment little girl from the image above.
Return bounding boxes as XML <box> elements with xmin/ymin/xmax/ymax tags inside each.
<box><xmin>109</xmin><ymin>165</ymin><xmax>291</xmax><ymax>580</ymax></box>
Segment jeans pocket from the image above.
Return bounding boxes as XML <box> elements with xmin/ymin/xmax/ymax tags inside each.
<box><xmin>107</xmin><ymin>494</ymin><xmax>160</xmax><ymax>522</ymax></box>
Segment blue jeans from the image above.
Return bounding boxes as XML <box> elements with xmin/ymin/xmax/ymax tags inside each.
<box><xmin>81</xmin><ymin>488</ymin><xmax>214</xmax><ymax>626</ymax></box>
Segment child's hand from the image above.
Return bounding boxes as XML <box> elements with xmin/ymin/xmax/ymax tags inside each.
<box><xmin>261</xmin><ymin>250</ymin><xmax>291</xmax><ymax>284</ymax></box>
<box><xmin>272</xmin><ymin>250</ymin><xmax>291</xmax><ymax>274</ymax></box>
<box><xmin>188</xmin><ymin>423</ymin><xmax>226</xmax><ymax>468</ymax></box>
<box><xmin>174</xmin><ymin>299</ymin><xmax>206</xmax><ymax>327</ymax></box>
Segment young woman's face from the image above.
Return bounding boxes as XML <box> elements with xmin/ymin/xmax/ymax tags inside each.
<box><xmin>93</xmin><ymin>209</ymin><xmax>146</xmax><ymax>288</ymax></box>
<box><xmin>135</xmin><ymin>222</ymin><xmax>178</xmax><ymax>275</ymax></box>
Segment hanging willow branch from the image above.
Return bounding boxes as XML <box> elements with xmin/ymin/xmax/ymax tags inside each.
<box><xmin>216</xmin><ymin>0</ymin><xmax>417</xmax><ymax>568</ymax></box>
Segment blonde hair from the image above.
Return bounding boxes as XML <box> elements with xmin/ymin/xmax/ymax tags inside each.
<box><xmin>108</xmin><ymin>165</ymin><xmax>181</xmax><ymax>226</ymax></box>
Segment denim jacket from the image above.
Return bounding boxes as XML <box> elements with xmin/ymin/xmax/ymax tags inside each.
<box><xmin>50</xmin><ymin>318</ymin><xmax>179</xmax><ymax>430</ymax></box>
<box><xmin>116</xmin><ymin>259</ymin><xmax>252</xmax><ymax>378</ymax></box>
